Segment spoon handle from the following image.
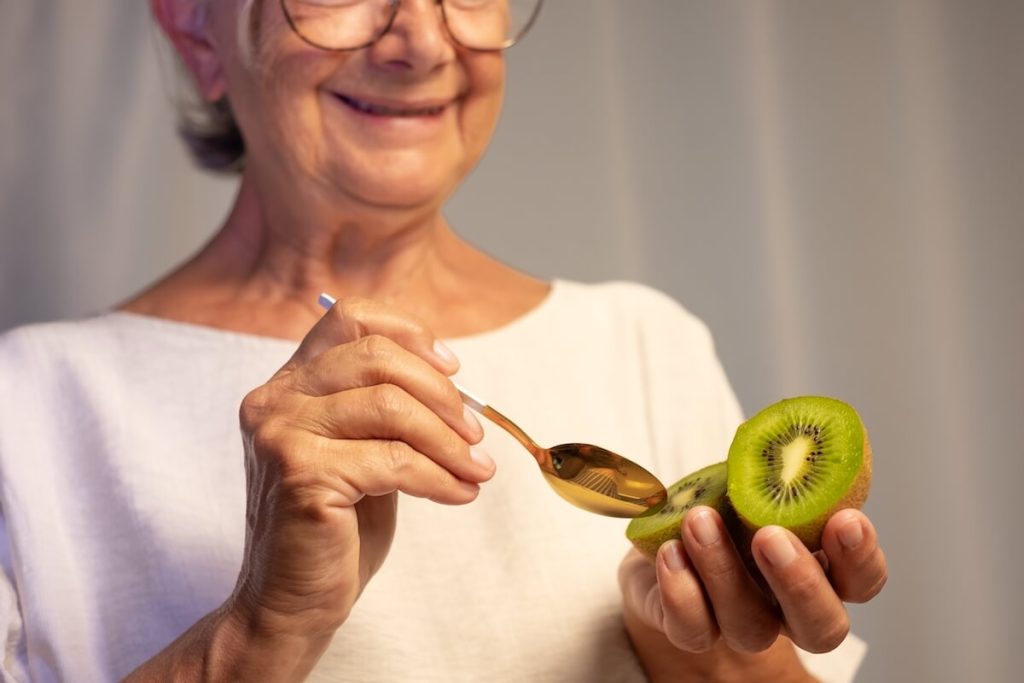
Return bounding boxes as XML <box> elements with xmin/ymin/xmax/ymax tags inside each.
<box><xmin>453</xmin><ymin>382</ymin><xmax>487</xmax><ymax>414</ymax></box>
<box><xmin>453</xmin><ymin>383</ymin><xmax>545</xmax><ymax>461</ymax></box>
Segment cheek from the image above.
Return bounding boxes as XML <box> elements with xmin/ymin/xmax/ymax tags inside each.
<box><xmin>244</xmin><ymin>53</ymin><xmax>346</xmax><ymax>173</ymax></box>
<box><xmin>460</xmin><ymin>56</ymin><xmax>506</xmax><ymax>154</ymax></box>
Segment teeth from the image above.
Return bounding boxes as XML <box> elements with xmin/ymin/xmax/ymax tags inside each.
<box><xmin>341</xmin><ymin>95</ymin><xmax>444</xmax><ymax>117</ymax></box>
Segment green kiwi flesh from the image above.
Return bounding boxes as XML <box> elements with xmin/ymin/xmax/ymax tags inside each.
<box><xmin>726</xmin><ymin>396</ymin><xmax>872</xmax><ymax>551</ymax></box>
<box><xmin>626</xmin><ymin>461</ymin><xmax>728</xmax><ymax>558</ymax></box>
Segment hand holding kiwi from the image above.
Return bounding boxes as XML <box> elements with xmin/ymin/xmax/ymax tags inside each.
<box><xmin>627</xmin><ymin>396</ymin><xmax>872</xmax><ymax>558</ymax></box>
<box><xmin>620</xmin><ymin>396</ymin><xmax>883</xmax><ymax>662</ymax></box>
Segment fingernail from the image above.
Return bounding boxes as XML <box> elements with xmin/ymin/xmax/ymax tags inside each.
<box><xmin>662</xmin><ymin>540</ymin><xmax>687</xmax><ymax>572</ymax></box>
<box><xmin>458</xmin><ymin>480</ymin><xmax>480</xmax><ymax>496</ymax></box>
<box><xmin>761</xmin><ymin>527</ymin><xmax>798</xmax><ymax>568</ymax></box>
<box><xmin>463</xmin><ymin>405</ymin><xmax>484</xmax><ymax>439</ymax></box>
<box><xmin>689</xmin><ymin>509</ymin><xmax>720</xmax><ymax>546</ymax></box>
<box><xmin>433</xmin><ymin>340</ymin><xmax>458</xmax><ymax>366</ymax></box>
<box><xmin>469</xmin><ymin>445</ymin><xmax>495</xmax><ymax>471</ymax></box>
<box><xmin>838</xmin><ymin>518</ymin><xmax>864</xmax><ymax>550</ymax></box>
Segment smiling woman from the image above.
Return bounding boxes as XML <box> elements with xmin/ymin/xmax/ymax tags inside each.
<box><xmin>0</xmin><ymin>0</ymin><xmax>885</xmax><ymax>681</ymax></box>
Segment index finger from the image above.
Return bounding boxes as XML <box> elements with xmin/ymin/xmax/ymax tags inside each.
<box><xmin>752</xmin><ymin>526</ymin><xmax>850</xmax><ymax>654</ymax></box>
<box><xmin>286</xmin><ymin>293</ymin><xmax>458</xmax><ymax>374</ymax></box>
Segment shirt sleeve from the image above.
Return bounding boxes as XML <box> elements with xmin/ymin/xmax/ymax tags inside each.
<box><xmin>0</xmin><ymin>509</ymin><xmax>30</xmax><ymax>683</ymax></box>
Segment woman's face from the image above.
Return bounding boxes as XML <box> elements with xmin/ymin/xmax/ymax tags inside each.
<box><xmin>207</xmin><ymin>0</ymin><xmax>506</xmax><ymax>213</ymax></box>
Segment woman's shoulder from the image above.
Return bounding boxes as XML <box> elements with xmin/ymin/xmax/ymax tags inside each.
<box><xmin>553</xmin><ymin>279</ymin><xmax>714</xmax><ymax>342</ymax></box>
<box><xmin>0</xmin><ymin>314</ymin><xmax>119</xmax><ymax>365</ymax></box>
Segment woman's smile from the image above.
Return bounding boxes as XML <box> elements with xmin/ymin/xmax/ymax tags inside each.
<box><xmin>332</xmin><ymin>92</ymin><xmax>453</xmax><ymax>118</ymax></box>
<box><xmin>322</xmin><ymin>87</ymin><xmax>464</xmax><ymax>152</ymax></box>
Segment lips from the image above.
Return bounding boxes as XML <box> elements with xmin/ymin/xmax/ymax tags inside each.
<box><xmin>334</xmin><ymin>93</ymin><xmax>449</xmax><ymax>117</ymax></box>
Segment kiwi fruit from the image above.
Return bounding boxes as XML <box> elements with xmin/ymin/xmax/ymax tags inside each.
<box><xmin>626</xmin><ymin>461</ymin><xmax>729</xmax><ymax>558</ymax></box>
<box><xmin>727</xmin><ymin>396</ymin><xmax>871</xmax><ymax>552</ymax></box>
<box><xmin>625</xmin><ymin>396</ymin><xmax>871</xmax><ymax>560</ymax></box>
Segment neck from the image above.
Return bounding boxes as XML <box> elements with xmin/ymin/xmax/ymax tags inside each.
<box><xmin>197</xmin><ymin>172</ymin><xmax>463</xmax><ymax>308</ymax></box>
<box><xmin>121</xmin><ymin>172</ymin><xmax>548</xmax><ymax>340</ymax></box>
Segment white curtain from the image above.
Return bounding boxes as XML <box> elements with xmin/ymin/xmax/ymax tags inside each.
<box><xmin>2</xmin><ymin>2</ymin><xmax>1022</xmax><ymax>681</ymax></box>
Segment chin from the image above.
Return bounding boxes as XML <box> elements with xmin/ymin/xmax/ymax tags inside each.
<box><xmin>330</xmin><ymin>152</ymin><xmax>466</xmax><ymax>211</ymax></box>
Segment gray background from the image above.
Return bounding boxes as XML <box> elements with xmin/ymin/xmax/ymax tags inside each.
<box><xmin>2</xmin><ymin>1</ymin><xmax>1023</xmax><ymax>681</ymax></box>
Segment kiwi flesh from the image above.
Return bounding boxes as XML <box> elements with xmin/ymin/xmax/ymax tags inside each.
<box><xmin>726</xmin><ymin>396</ymin><xmax>871</xmax><ymax>552</ymax></box>
<box><xmin>626</xmin><ymin>461</ymin><xmax>729</xmax><ymax>558</ymax></box>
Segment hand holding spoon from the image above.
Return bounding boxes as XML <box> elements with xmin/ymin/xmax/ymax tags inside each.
<box><xmin>318</xmin><ymin>293</ymin><xmax>667</xmax><ymax>517</ymax></box>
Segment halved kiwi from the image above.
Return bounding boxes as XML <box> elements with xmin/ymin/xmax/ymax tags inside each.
<box><xmin>727</xmin><ymin>396</ymin><xmax>872</xmax><ymax>551</ymax></box>
<box><xmin>626</xmin><ymin>461</ymin><xmax>728</xmax><ymax>558</ymax></box>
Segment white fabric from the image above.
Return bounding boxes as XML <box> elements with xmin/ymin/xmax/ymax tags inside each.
<box><xmin>0</xmin><ymin>280</ymin><xmax>864</xmax><ymax>681</ymax></box>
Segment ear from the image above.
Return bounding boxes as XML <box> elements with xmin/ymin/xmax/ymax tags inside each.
<box><xmin>151</xmin><ymin>0</ymin><xmax>226</xmax><ymax>101</ymax></box>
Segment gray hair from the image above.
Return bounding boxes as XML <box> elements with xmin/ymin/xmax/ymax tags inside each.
<box><xmin>175</xmin><ymin>0</ymin><xmax>259</xmax><ymax>173</ymax></box>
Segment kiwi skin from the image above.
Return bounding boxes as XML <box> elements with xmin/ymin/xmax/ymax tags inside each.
<box><xmin>727</xmin><ymin>398</ymin><xmax>873</xmax><ymax>553</ymax></box>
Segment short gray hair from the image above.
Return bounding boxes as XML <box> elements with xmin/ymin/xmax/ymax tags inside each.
<box><xmin>175</xmin><ymin>0</ymin><xmax>259</xmax><ymax>173</ymax></box>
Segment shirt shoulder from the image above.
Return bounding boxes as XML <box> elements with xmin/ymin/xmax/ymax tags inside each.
<box><xmin>548</xmin><ymin>279</ymin><xmax>719</xmax><ymax>370</ymax></box>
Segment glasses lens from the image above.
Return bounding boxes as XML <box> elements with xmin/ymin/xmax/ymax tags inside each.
<box><xmin>444</xmin><ymin>0</ymin><xmax>542</xmax><ymax>50</ymax></box>
<box><xmin>283</xmin><ymin>0</ymin><xmax>394</xmax><ymax>51</ymax></box>
<box><xmin>282</xmin><ymin>0</ymin><xmax>543</xmax><ymax>52</ymax></box>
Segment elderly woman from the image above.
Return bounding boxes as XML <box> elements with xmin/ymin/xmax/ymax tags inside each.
<box><xmin>0</xmin><ymin>0</ymin><xmax>886</xmax><ymax>680</ymax></box>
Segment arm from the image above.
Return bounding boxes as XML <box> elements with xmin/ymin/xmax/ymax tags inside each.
<box><xmin>122</xmin><ymin>601</ymin><xmax>330</xmax><ymax>682</ymax></box>
<box><xmin>624</xmin><ymin>610</ymin><xmax>816</xmax><ymax>683</ymax></box>
<box><xmin>123</xmin><ymin>297</ymin><xmax>493</xmax><ymax>681</ymax></box>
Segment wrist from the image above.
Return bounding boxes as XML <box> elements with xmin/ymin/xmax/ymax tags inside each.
<box><xmin>207</xmin><ymin>596</ymin><xmax>334</xmax><ymax>682</ymax></box>
<box><xmin>623</xmin><ymin>609</ymin><xmax>815</xmax><ymax>683</ymax></box>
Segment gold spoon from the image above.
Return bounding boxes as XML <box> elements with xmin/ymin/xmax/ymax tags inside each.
<box><xmin>318</xmin><ymin>293</ymin><xmax>667</xmax><ymax>517</ymax></box>
<box><xmin>454</xmin><ymin>384</ymin><xmax>667</xmax><ymax>518</ymax></box>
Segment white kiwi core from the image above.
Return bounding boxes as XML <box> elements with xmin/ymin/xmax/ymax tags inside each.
<box><xmin>780</xmin><ymin>435</ymin><xmax>814</xmax><ymax>484</ymax></box>
<box><xmin>670</xmin><ymin>488</ymin><xmax>696</xmax><ymax>507</ymax></box>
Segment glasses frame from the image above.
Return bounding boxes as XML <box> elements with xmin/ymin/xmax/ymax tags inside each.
<box><xmin>280</xmin><ymin>0</ymin><xmax>544</xmax><ymax>53</ymax></box>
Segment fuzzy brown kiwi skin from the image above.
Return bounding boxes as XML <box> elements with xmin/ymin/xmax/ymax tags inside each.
<box><xmin>735</xmin><ymin>427</ymin><xmax>873</xmax><ymax>553</ymax></box>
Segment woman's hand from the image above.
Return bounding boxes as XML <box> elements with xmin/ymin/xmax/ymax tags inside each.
<box><xmin>228</xmin><ymin>297</ymin><xmax>495</xmax><ymax>664</ymax></box>
<box><xmin>618</xmin><ymin>507</ymin><xmax>887</xmax><ymax>681</ymax></box>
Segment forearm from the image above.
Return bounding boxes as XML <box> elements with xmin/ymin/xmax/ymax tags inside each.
<box><xmin>623</xmin><ymin>609</ymin><xmax>817</xmax><ymax>683</ymax></box>
<box><xmin>121</xmin><ymin>600</ymin><xmax>332</xmax><ymax>682</ymax></box>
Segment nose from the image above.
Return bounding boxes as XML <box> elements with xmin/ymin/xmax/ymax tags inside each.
<box><xmin>369</xmin><ymin>0</ymin><xmax>456</xmax><ymax>73</ymax></box>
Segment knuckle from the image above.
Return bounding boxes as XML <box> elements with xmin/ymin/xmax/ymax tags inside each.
<box><xmin>439</xmin><ymin>380</ymin><xmax>463</xmax><ymax>413</ymax></box>
<box><xmin>371</xmin><ymin>384</ymin><xmax>409</xmax><ymax>422</ymax></box>
<box><xmin>358</xmin><ymin>334</ymin><xmax>396</xmax><ymax>364</ymax></box>
<box><xmin>334</xmin><ymin>297</ymin><xmax>371</xmax><ymax>338</ymax></box>
<box><xmin>239</xmin><ymin>385</ymin><xmax>277</xmax><ymax>433</ymax></box>
<box><xmin>381</xmin><ymin>439</ymin><xmax>412</xmax><ymax>474</ymax></box>
<box><xmin>805</xmin><ymin>616</ymin><xmax>850</xmax><ymax>654</ymax></box>
<box><xmin>849</xmin><ymin>569</ymin><xmax>888</xmax><ymax>603</ymax></box>
<box><xmin>723</xmin><ymin>623</ymin><xmax>779</xmax><ymax>654</ymax></box>
<box><xmin>668</xmin><ymin>630</ymin><xmax>717</xmax><ymax>654</ymax></box>
<box><xmin>784</xmin><ymin>566</ymin><xmax>823</xmax><ymax>603</ymax></box>
<box><xmin>697</xmin><ymin>552</ymin><xmax>744</xmax><ymax>586</ymax></box>
<box><xmin>248</xmin><ymin>418</ymin><xmax>293</xmax><ymax>464</ymax></box>
<box><xmin>335</xmin><ymin>295</ymin><xmax>368</xmax><ymax>320</ymax></box>
<box><xmin>439</xmin><ymin>428</ymin><xmax>465</xmax><ymax>462</ymax></box>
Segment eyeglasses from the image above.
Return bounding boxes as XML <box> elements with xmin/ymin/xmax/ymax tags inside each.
<box><xmin>280</xmin><ymin>0</ymin><xmax>544</xmax><ymax>52</ymax></box>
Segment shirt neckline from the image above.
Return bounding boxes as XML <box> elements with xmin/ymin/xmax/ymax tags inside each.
<box><xmin>103</xmin><ymin>279</ymin><xmax>566</xmax><ymax>349</ymax></box>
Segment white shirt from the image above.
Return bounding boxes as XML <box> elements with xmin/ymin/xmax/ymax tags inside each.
<box><xmin>0</xmin><ymin>280</ymin><xmax>865</xmax><ymax>681</ymax></box>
